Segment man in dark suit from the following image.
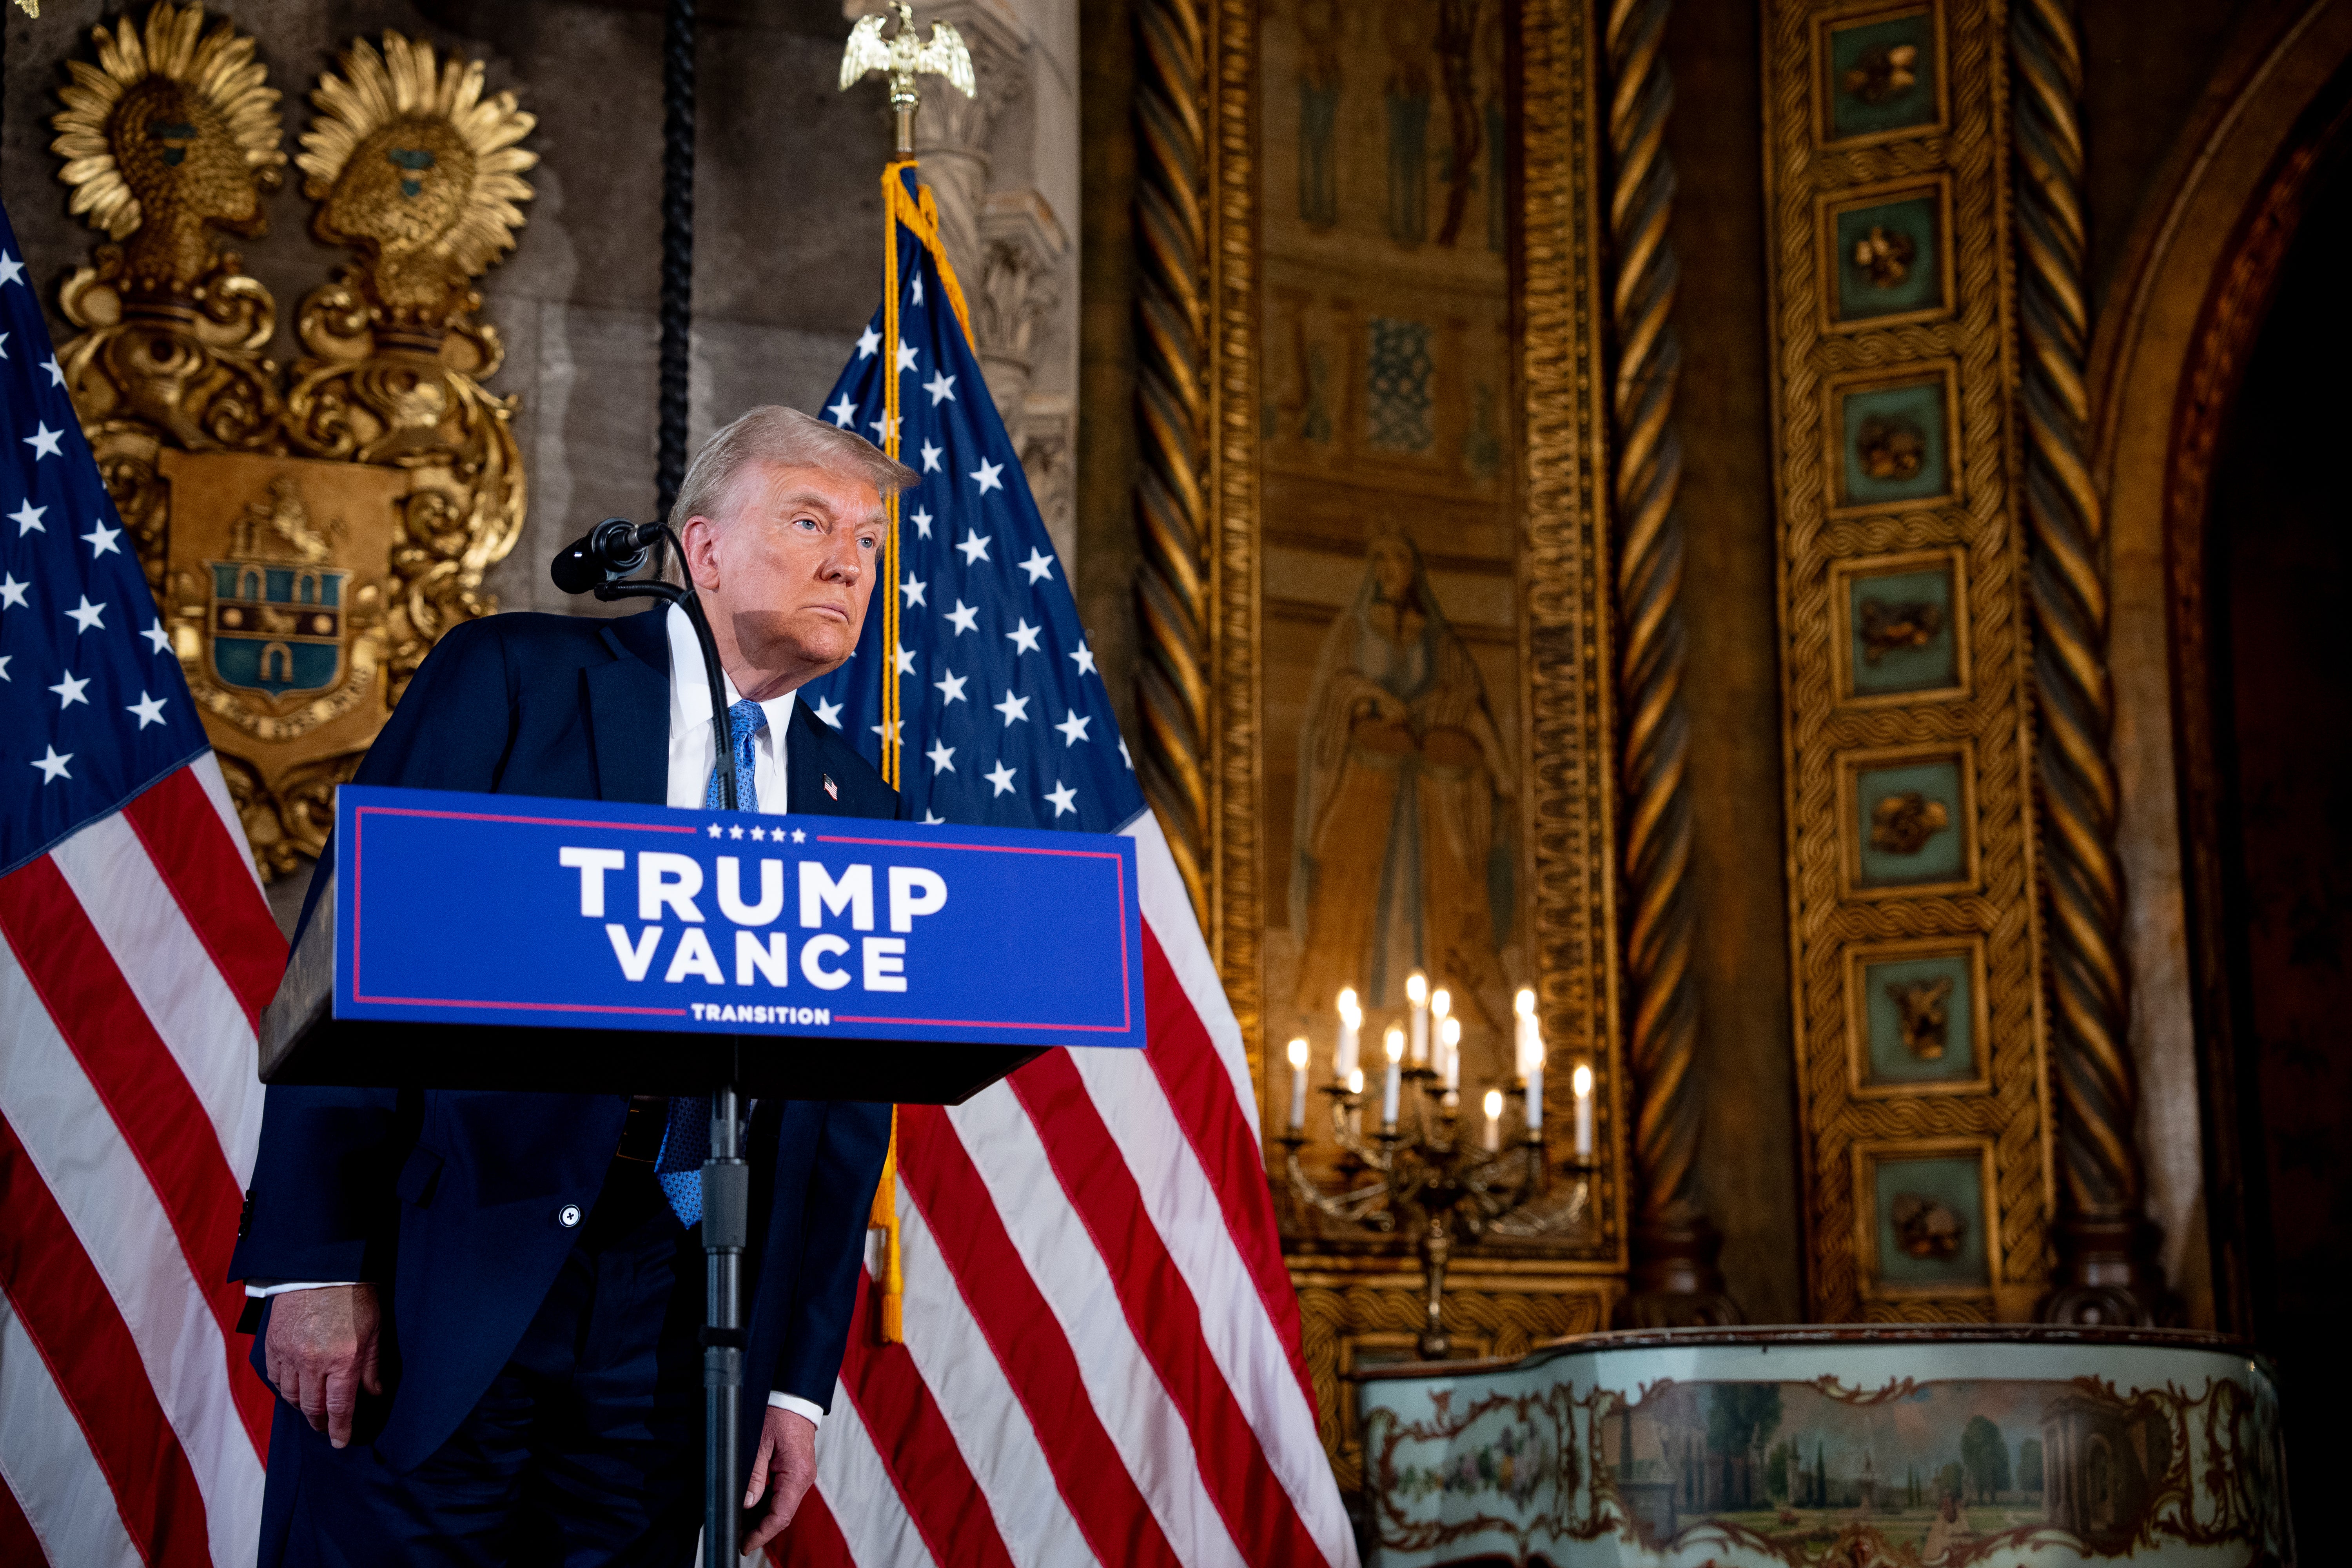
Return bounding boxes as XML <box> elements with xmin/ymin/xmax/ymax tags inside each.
<box><xmin>230</xmin><ymin>407</ymin><xmax>916</xmax><ymax>1565</ymax></box>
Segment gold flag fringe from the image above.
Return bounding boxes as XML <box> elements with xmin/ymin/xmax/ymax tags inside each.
<box><xmin>867</xmin><ymin>160</ymin><xmax>975</xmax><ymax>1346</ymax></box>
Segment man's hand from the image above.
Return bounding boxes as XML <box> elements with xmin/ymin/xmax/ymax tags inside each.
<box><xmin>742</xmin><ymin>1405</ymin><xmax>818</xmax><ymax>1555</ymax></box>
<box><xmin>261</xmin><ymin>1284</ymin><xmax>383</xmax><ymax>1449</ymax></box>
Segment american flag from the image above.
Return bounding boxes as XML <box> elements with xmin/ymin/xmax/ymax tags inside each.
<box><xmin>782</xmin><ymin>174</ymin><xmax>1356</xmax><ymax>1567</ymax></box>
<box><xmin>0</xmin><ymin>200</ymin><xmax>278</xmax><ymax>1564</ymax></box>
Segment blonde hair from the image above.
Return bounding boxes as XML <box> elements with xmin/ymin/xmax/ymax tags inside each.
<box><xmin>671</xmin><ymin>405</ymin><xmax>917</xmax><ymax>526</ymax></box>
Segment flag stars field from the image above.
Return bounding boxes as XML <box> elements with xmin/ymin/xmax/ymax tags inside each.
<box><xmin>1</xmin><ymin>204</ymin><xmax>283</xmax><ymax>1568</ymax></box>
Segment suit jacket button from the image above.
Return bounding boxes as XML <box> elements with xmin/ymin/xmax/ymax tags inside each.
<box><xmin>558</xmin><ymin>1203</ymin><xmax>582</xmax><ymax>1228</ymax></box>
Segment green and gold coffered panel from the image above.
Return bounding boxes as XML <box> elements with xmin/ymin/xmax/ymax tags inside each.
<box><xmin>1764</xmin><ymin>0</ymin><xmax>2051</xmax><ymax>1323</ymax></box>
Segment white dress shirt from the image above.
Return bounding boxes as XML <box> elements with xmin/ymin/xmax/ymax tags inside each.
<box><xmin>252</xmin><ymin>603</ymin><xmax>823</xmax><ymax>1429</ymax></box>
<box><xmin>664</xmin><ymin>602</ymin><xmax>796</xmax><ymax>812</ymax></box>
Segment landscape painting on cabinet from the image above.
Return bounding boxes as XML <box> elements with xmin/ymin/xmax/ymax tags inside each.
<box><xmin>1363</xmin><ymin>1366</ymin><xmax>2289</xmax><ymax>1566</ymax></box>
<box><xmin>1259</xmin><ymin>0</ymin><xmax>1524</xmax><ymax>1102</ymax></box>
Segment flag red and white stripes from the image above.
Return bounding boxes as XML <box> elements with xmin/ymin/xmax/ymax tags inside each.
<box><xmin>0</xmin><ymin>755</ymin><xmax>279</xmax><ymax>1567</ymax></box>
<box><xmin>785</xmin><ymin>811</ymin><xmax>1359</xmax><ymax>1568</ymax></box>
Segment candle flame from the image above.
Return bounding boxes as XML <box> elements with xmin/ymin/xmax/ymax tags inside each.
<box><xmin>1572</xmin><ymin>1062</ymin><xmax>1594</xmax><ymax>1098</ymax></box>
<box><xmin>1430</xmin><ymin>987</ymin><xmax>1451</xmax><ymax>1020</ymax></box>
<box><xmin>1348</xmin><ymin>1067</ymin><xmax>1365</xmax><ymax>1094</ymax></box>
<box><xmin>1287</xmin><ymin>1036</ymin><xmax>1309</xmax><ymax>1069</ymax></box>
<box><xmin>1483</xmin><ymin>1087</ymin><xmax>1503</xmax><ymax>1119</ymax></box>
<box><xmin>1337</xmin><ymin>985</ymin><xmax>1358</xmax><ymax>1015</ymax></box>
<box><xmin>1514</xmin><ymin>986</ymin><xmax>1536</xmax><ymax>1018</ymax></box>
<box><xmin>1441</xmin><ymin>1016</ymin><xmax>1462</xmax><ymax>1046</ymax></box>
<box><xmin>1383</xmin><ymin>1025</ymin><xmax>1405</xmax><ymax>1062</ymax></box>
<box><xmin>1405</xmin><ymin>971</ymin><xmax>1428</xmax><ymax>1005</ymax></box>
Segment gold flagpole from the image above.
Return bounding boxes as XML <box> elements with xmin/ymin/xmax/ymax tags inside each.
<box><xmin>841</xmin><ymin>0</ymin><xmax>974</xmax><ymax>1347</ymax></box>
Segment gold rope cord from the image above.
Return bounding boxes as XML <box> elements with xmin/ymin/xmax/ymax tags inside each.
<box><xmin>866</xmin><ymin>162</ymin><xmax>976</xmax><ymax>1346</ymax></box>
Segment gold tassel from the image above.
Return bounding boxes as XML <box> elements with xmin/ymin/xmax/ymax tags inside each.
<box><xmin>869</xmin><ymin>1108</ymin><xmax>903</xmax><ymax>1343</ymax></box>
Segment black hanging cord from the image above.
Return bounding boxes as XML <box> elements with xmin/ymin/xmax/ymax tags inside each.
<box><xmin>656</xmin><ymin>0</ymin><xmax>697</xmax><ymax>521</ymax></box>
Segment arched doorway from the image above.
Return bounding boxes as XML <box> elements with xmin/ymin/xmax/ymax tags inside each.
<box><xmin>2094</xmin><ymin>5</ymin><xmax>2352</xmax><ymax>1546</ymax></box>
<box><xmin>2178</xmin><ymin>112</ymin><xmax>2352</xmax><ymax>1539</ymax></box>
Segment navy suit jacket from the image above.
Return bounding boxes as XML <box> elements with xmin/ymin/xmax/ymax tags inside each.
<box><xmin>229</xmin><ymin>606</ymin><xmax>898</xmax><ymax>1481</ymax></box>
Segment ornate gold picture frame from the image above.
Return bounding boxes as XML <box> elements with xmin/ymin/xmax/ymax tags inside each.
<box><xmin>1148</xmin><ymin>0</ymin><xmax>1623</xmax><ymax>1481</ymax></box>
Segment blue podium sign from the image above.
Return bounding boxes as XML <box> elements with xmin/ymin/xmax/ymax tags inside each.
<box><xmin>258</xmin><ymin>784</ymin><xmax>1145</xmax><ymax>1100</ymax></box>
<box><xmin>333</xmin><ymin>783</ymin><xmax>1145</xmax><ymax>1047</ymax></box>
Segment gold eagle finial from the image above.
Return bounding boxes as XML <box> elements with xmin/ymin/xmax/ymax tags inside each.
<box><xmin>840</xmin><ymin>1</ymin><xmax>976</xmax><ymax>156</ymax></box>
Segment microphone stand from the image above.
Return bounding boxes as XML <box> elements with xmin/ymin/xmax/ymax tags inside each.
<box><xmin>581</xmin><ymin>537</ymin><xmax>746</xmax><ymax>1560</ymax></box>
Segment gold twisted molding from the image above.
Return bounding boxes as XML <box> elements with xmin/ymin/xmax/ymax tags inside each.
<box><xmin>1762</xmin><ymin>0</ymin><xmax>2053</xmax><ymax>1322</ymax></box>
<box><xmin>1602</xmin><ymin>0</ymin><xmax>1734</xmax><ymax>1326</ymax></box>
<box><xmin>1131</xmin><ymin>0</ymin><xmax>1213</xmax><ymax>931</ymax></box>
<box><xmin>2012</xmin><ymin>0</ymin><xmax>2164</xmax><ymax>1324</ymax></box>
<box><xmin>50</xmin><ymin>4</ymin><xmax>532</xmax><ymax>875</ymax></box>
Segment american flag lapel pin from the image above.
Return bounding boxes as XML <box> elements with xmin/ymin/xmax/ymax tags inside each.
<box><xmin>824</xmin><ymin>774</ymin><xmax>839</xmax><ymax>800</ymax></box>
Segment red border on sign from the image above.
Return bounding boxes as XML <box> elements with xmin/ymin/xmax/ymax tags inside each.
<box><xmin>345</xmin><ymin>807</ymin><xmax>1138</xmax><ymax>1033</ymax></box>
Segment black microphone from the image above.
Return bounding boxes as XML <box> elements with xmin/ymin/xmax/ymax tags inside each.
<box><xmin>550</xmin><ymin>517</ymin><xmax>666</xmax><ymax>595</ymax></box>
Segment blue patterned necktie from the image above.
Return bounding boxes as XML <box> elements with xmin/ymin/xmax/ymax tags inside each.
<box><xmin>655</xmin><ymin>699</ymin><xmax>769</xmax><ymax>1227</ymax></box>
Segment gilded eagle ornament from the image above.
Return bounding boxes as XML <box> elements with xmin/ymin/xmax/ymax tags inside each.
<box><xmin>840</xmin><ymin>1</ymin><xmax>977</xmax><ymax>152</ymax></box>
<box><xmin>47</xmin><ymin>7</ymin><xmax>537</xmax><ymax>880</ymax></box>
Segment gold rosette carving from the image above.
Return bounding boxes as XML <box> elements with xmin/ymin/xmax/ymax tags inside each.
<box><xmin>49</xmin><ymin>0</ymin><xmax>288</xmax><ymax>583</ymax></box>
<box><xmin>46</xmin><ymin>7</ymin><xmax>536</xmax><ymax>878</ymax></box>
<box><xmin>287</xmin><ymin>31</ymin><xmax>537</xmax><ymax>704</ymax></box>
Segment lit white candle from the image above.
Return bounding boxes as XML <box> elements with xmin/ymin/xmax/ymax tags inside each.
<box><xmin>1440</xmin><ymin>1015</ymin><xmax>1462</xmax><ymax>1091</ymax></box>
<box><xmin>1482</xmin><ymin>1088</ymin><xmax>1503</xmax><ymax>1152</ymax></box>
<box><xmin>1515</xmin><ymin>989</ymin><xmax>1544</xmax><ymax>1134</ymax></box>
<box><xmin>1572</xmin><ymin>1061</ymin><xmax>1595</xmax><ymax>1161</ymax></box>
<box><xmin>1406</xmin><ymin>971</ymin><xmax>1430</xmax><ymax>1067</ymax></box>
<box><xmin>1287</xmin><ymin>1037</ymin><xmax>1310</xmax><ymax>1132</ymax></box>
<box><xmin>1380</xmin><ymin>1025</ymin><xmax>1405</xmax><ymax>1130</ymax></box>
<box><xmin>1347</xmin><ymin>1066</ymin><xmax>1365</xmax><ymax>1136</ymax></box>
<box><xmin>1335</xmin><ymin>988</ymin><xmax>1361</xmax><ymax>1083</ymax></box>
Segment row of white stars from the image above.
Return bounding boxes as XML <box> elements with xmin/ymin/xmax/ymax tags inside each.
<box><xmin>27</xmin><ymin>677</ymin><xmax>174</xmax><ymax>784</ymax></box>
<box><xmin>894</xmin><ymin>530</ymin><xmax>1054</xmax><ymax>582</ymax></box>
<box><xmin>822</xmin><ymin>397</ymin><xmax>1013</xmax><ymax>503</ymax></box>
<box><xmin>702</xmin><ymin>823</ymin><xmax>813</xmax><ymax>843</ymax></box>
<box><xmin>7</xmin><ymin>497</ymin><xmax>121</xmax><ymax>552</ymax></box>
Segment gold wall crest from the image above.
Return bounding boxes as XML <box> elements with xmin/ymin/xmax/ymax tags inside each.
<box><xmin>49</xmin><ymin>6</ymin><xmax>535</xmax><ymax>878</ymax></box>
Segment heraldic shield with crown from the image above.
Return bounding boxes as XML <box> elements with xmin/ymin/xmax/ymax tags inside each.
<box><xmin>46</xmin><ymin>1</ymin><xmax>535</xmax><ymax>877</ymax></box>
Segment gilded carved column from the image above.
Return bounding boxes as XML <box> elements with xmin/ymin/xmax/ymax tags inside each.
<box><xmin>1603</xmin><ymin>0</ymin><xmax>1735</xmax><ymax>1325</ymax></box>
<box><xmin>1131</xmin><ymin>0</ymin><xmax>1210</xmax><ymax>924</ymax></box>
<box><xmin>2013</xmin><ymin>0</ymin><xmax>2167</xmax><ymax>1323</ymax></box>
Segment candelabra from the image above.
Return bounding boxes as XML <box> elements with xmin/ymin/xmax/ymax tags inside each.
<box><xmin>1279</xmin><ymin>1063</ymin><xmax>1594</xmax><ymax>1360</ymax></box>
